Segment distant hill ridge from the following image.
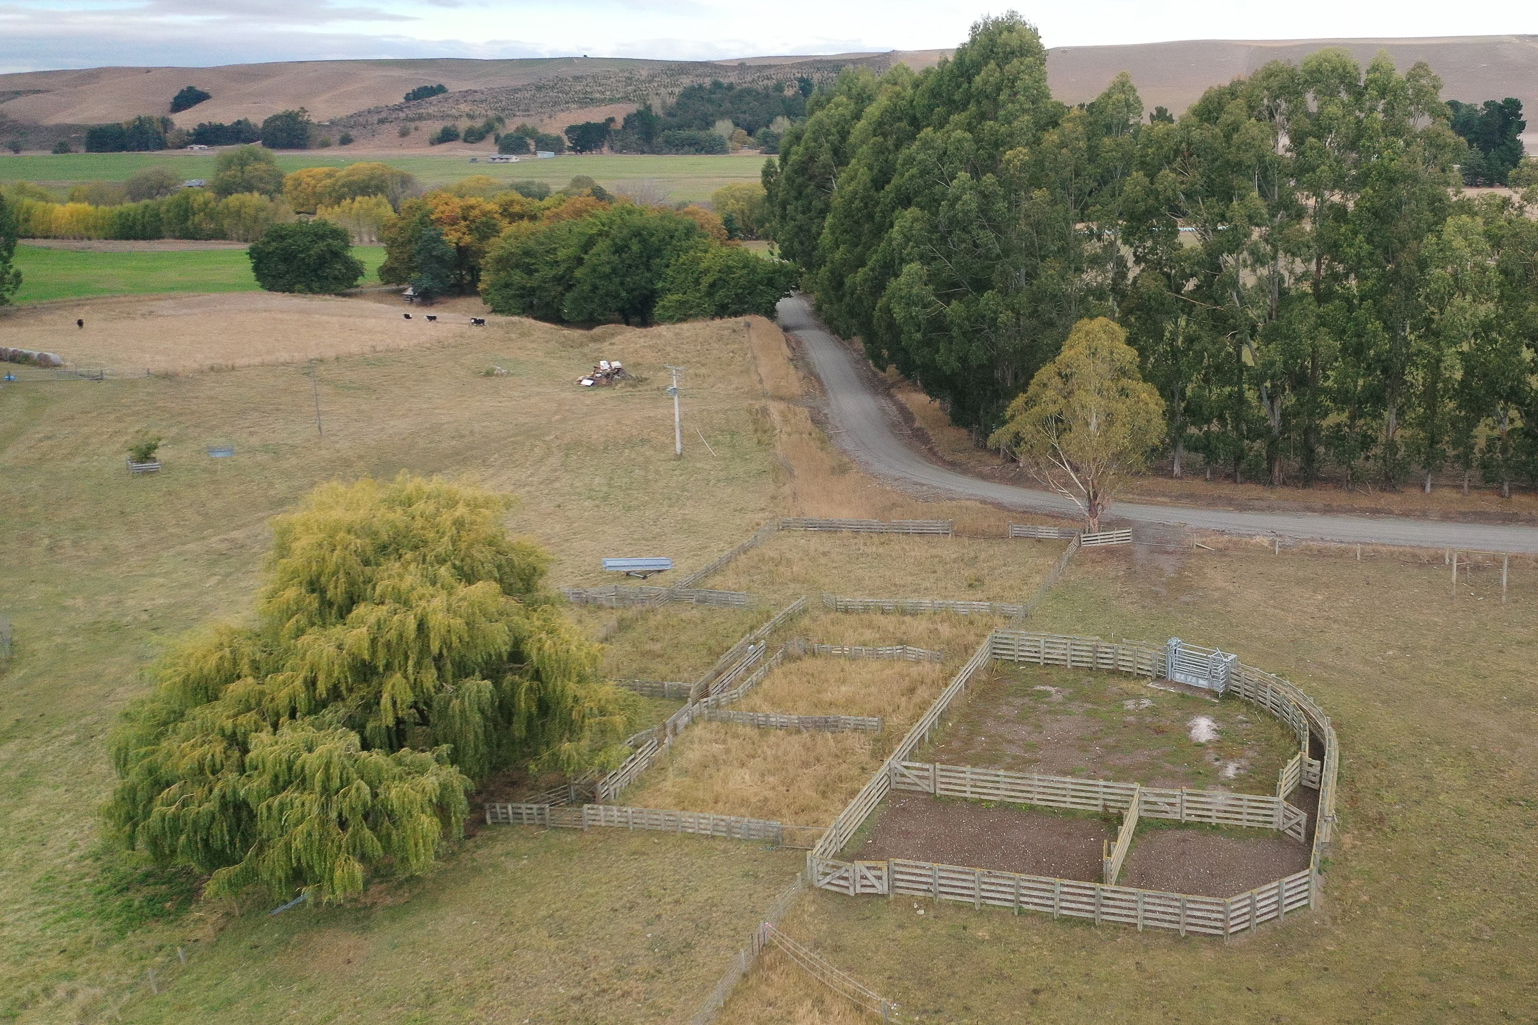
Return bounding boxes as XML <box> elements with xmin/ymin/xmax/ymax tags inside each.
<box><xmin>1</xmin><ymin>36</ymin><xmax>1533</xmax><ymax>146</ymax></box>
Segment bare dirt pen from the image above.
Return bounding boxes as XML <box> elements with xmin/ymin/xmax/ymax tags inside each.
<box><xmin>848</xmin><ymin>793</ymin><xmax>1112</xmax><ymax>881</ymax></box>
<box><xmin>706</xmin><ymin>531</ymin><xmax>1065</xmax><ymax>602</ymax></box>
<box><xmin>716</xmin><ymin>544</ymin><xmax>1538</xmax><ymax>1025</ymax></box>
<box><xmin>624</xmin><ymin>724</ymin><xmax>889</xmax><ymax>826</ymax></box>
<box><xmin>919</xmin><ymin>663</ymin><xmax>1298</xmax><ymax>793</ymax></box>
<box><xmin>1118</xmin><ymin>825</ymin><xmax>1309</xmax><ymax>897</ymax></box>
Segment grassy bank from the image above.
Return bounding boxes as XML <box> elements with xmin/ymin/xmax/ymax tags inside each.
<box><xmin>10</xmin><ymin>244</ymin><xmax>386</xmax><ymax>303</ymax></box>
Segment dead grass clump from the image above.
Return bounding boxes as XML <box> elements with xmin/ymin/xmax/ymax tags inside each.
<box><xmin>624</xmin><ymin>724</ymin><xmax>885</xmax><ymax>825</ymax></box>
<box><xmin>704</xmin><ymin>532</ymin><xmax>1064</xmax><ymax>602</ymax></box>
<box><xmin>733</xmin><ymin>658</ymin><xmax>947</xmax><ymax>729</ymax></box>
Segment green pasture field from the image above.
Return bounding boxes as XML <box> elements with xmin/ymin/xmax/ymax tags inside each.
<box><xmin>0</xmin><ymin>151</ymin><xmax>768</xmax><ymax>202</ymax></box>
<box><xmin>10</xmin><ymin>244</ymin><xmax>386</xmax><ymax>303</ymax></box>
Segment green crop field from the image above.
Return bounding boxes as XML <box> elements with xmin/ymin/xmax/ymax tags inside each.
<box><xmin>10</xmin><ymin>244</ymin><xmax>386</xmax><ymax>303</ymax></box>
<box><xmin>0</xmin><ymin>152</ymin><xmax>767</xmax><ymax>202</ymax></box>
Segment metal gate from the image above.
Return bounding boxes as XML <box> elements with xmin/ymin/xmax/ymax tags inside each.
<box><xmin>1164</xmin><ymin>638</ymin><xmax>1237</xmax><ymax>694</ymax></box>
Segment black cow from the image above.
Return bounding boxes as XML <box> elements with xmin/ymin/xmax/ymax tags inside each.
<box><xmin>425</xmin><ymin>315</ymin><xmax>437</xmax><ymax>322</ymax></box>
<box><xmin>77</xmin><ymin>319</ymin><xmax>84</xmax><ymax>329</ymax></box>
<box><xmin>469</xmin><ymin>317</ymin><xmax>486</xmax><ymax>326</ymax></box>
<box><xmin>403</xmin><ymin>313</ymin><xmax>412</xmax><ymax>320</ymax></box>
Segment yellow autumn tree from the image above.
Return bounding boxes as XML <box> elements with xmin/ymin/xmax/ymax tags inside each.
<box><xmin>989</xmin><ymin>318</ymin><xmax>1166</xmax><ymax>532</ymax></box>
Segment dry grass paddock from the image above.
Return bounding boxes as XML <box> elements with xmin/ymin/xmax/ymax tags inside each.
<box><xmin>569</xmin><ymin>605</ymin><xmax>768</xmax><ymax>683</ymax></box>
<box><xmin>793</xmin><ymin>611</ymin><xmax>1002</xmax><ymax>658</ymax></box>
<box><xmin>732</xmin><ymin>658</ymin><xmax>949</xmax><ymax>729</ymax></box>
<box><xmin>624</xmin><ymin>724</ymin><xmax>891</xmax><ymax>827</ymax></box>
<box><xmin>705</xmin><ymin>532</ymin><xmax>1067</xmax><ymax>602</ymax></box>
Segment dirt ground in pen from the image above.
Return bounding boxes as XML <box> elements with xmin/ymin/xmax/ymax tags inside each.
<box><xmin>1118</xmin><ymin>828</ymin><xmax>1311</xmax><ymax>897</ymax></box>
<box><xmin>847</xmin><ymin>793</ymin><xmax>1113</xmax><ymax>881</ymax></box>
<box><xmin>922</xmin><ymin>664</ymin><xmax>1298</xmax><ymax>794</ymax></box>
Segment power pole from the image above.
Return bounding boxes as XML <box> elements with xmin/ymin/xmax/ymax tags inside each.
<box><xmin>664</xmin><ymin>364</ymin><xmax>684</xmax><ymax>458</ymax></box>
<box><xmin>309</xmin><ymin>360</ymin><xmax>324</xmax><ymax>438</ymax></box>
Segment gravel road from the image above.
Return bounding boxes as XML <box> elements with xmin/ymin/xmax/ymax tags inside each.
<box><xmin>778</xmin><ymin>294</ymin><xmax>1538</xmax><ymax>553</ymax></box>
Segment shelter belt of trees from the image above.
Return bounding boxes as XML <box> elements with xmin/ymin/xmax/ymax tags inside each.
<box><xmin>766</xmin><ymin>14</ymin><xmax>1538</xmax><ymax>493</ymax></box>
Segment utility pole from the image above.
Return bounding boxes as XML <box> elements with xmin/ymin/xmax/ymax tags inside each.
<box><xmin>309</xmin><ymin>360</ymin><xmax>324</xmax><ymax>438</ymax></box>
<box><xmin>664</xmin><ymin>364</ymin><xmax>684</xmax><ymax>458</ymax></box>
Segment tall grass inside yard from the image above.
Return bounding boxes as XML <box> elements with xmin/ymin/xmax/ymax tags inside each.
<box><xmin>717</xmin><ymin>543</ymin><xmax>1538</xmax><ymax>1025</ymax></box>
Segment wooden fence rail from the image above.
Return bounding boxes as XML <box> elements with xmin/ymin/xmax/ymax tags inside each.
<box><xmin>561</xmin><ymin>585</ymin><xmax>759</xmax><ymax>609</ymax></box>
<box><xmin>668</xmin><ymin>521</ymin><xmax>782</xmax><ymax>597</ymax></box>
<box><xmin>1009</xmin><ymin>523</ymin><xmax>1080</xmax><ymax>539</ymax></box>
<box><xmin>812</xmin><ymin>855</ymin><xmax>1312</xmax><ymax>937</ymax></box>
<box><xmin>692</xmin><ymin>596</ymin><xmax>809</xmax><ymax>700</ymax></box>
<box><xmin>762</xmin><ymin>924</ymin><xmax>897</xmax><ymax>1020</ymax></box>
<box><xmin>1103</xmin><ymin>784</ymin><xmax>1140</xmax><ymax>886</ymax></box>
<box><xmin>821</xmin><ymin>593</ymin><xmax>1026</xmax><ymax>617</ymax></box>
<box><xmin>1079</xmin><ymin>529</ymin><xmax>1134</xmax><ymax>547</ymax></box>
<box><xmin>799</xmin><ymin>642</ymin><xmax>944</xmax><ymax>663</ymax></box>
<box><xmin>891</xmin><ymin>762</ymin><xmax>1308</xmax><ymax>841</ymax></box>
<box><xmin>780</xmin><ymin>517</ymin><xmax>953</xmax><ymax>535</ymax></box>
<box><xmin>702</xmin><ymin>709</ymin><xmax>882</xmax><ymax>733</ymax></box>
<box><xmin>689</xmin><ymin>876</ymin><xmax>806</xmax><ymax>1025</ymax></box>
<box><xmin>616</xmin><ymin>679</ymin><xmax>692</xmax><ymax>699</ymax></box>
<box><xmin>484</xmin><ymin>802</ymin><xmax>810</xmax><ymax>846</ymax></box>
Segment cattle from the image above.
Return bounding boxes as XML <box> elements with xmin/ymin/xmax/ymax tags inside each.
<box><xmin>425</xmin><ymin>315</ymin><xmax>437</xmax><ymax>323</ymax></box>
<box><xmin>403</xmin><ymin>313</ymin><xmax>412</xmax><ymax>320</ymax></box>
<box><xmin>469</xmin><ymin>317</ymin><xmax>486</xmax><ymax>326</ymax></box>
<box><xmin>76</xmin><ymin>319</ymin><xmax>84</xmax><ymax>329</ymax></box>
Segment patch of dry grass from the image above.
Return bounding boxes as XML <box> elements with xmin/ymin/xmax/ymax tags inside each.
<box><xmin>568</xmin><ymin>605</ymin><xmax>768</xmax><ymax>683</ymax></box>
<box><xmin>792</xmin><ymin>611</ymin><xmax>1001</xmax><ymax>659</ymax></box>
<box><xmin>718</xmin><ymin>946</ymin><xmax>874</xmax><ymax>1025</ymax></box>
<box><xmin>732</xmin><ymin>658</ymin><xmax>948</xmax><ymax>730</ymax></box>
<box><xmin>705</xmin><ymin>532</ymin><xmax>1066</xmax><ymax>602</ymax></box>
<box><xmin>624</xmin><ymin>725</ymin><xmax>888</xmax><ymax>826</ymax></box>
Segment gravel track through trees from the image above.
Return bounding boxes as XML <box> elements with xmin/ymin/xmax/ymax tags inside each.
<box><xmin>779</xmin><ymin>295</ymin><xmax>1538</xmax><ymax>553</ymax></box>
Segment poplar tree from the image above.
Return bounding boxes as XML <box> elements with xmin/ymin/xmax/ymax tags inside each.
<box><xmin>107</xmin><ymin>475</ymin><xmax>630</xmax><ymax>903</ymax></box>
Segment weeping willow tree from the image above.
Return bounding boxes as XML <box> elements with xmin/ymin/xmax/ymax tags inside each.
<box><xmin>107</xmin><ymin>475</ymin><xmax>632</xmax><ymax>903</ymax></box>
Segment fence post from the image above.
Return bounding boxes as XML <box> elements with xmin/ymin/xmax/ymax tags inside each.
<box><xmin>1452</xmin><ymin>551</ymin><xmax>1458</xmax><ymax>600</ymax></box>
<box><xmin>1502</xmin><ymin>555</ymin><xmax>1509</xmax><ymax>603</ymax></box>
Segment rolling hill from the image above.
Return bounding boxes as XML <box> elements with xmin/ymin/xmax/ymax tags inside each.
<box><xmin>0</xmin><ymin>36</ymin><xmax>1534</xmax><ymax>150</ymax></box>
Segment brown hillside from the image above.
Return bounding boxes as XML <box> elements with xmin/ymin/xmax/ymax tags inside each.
<box><xmin>0</xmin><ymin>37</ymin><xmax>1534</xmax><ymax>148</ymax></box>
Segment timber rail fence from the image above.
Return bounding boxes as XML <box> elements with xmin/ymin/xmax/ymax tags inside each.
<box><xmin>793</xmin><ymin>641</ymin><xmax>944</xmax><ymax>663</ymax></box>
<box><xmin>780</xmin><ymin>517</ymin><xmax>952</xmax><ymax>535</ymax></box>
<box><xmin>689</xmin><ymin>877</ymin><xmax>806</xmax><ymax>1025</ymax></box>
<box><xmin>806</xmin><ymin>628</ymin><xmax>1339</xmax><ymax>937</ymax></box>
<box><xmin>562</xmin><ymin>585</ymin><xmax>759</xmax><ymax>609</ymax></box>
<box><xmin>703</xmin><ymin>709</ymin><xmax>882</xmax><ymax>733</ymax></box>
<box><xmin>484</xmin><ymin>802</ymin><xmax>824</xmax><ymax>848</ymax></box>
<box><xmin>821</xmin><ymin>594</ymin><xmax>1026</xmax><ymax>618</ymax></box>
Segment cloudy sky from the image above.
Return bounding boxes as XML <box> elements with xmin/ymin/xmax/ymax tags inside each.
<box><xmin>2</xmin><ymin>0</ymin><xmax>1535</xmax><ymax>72</ymax></box>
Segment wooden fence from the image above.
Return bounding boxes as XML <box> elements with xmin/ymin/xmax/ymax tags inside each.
<box><xmin>780</xmin><ymin>517</ymin><xmax>953</xmax><ymax>536</ymax></box>
<box><xmin>761</xmin><ymin>924</ymin><xmax>897</xmax><ymax>1021</ymax></box>
<box><xmin>668</xmin><ymin>521</ymin><xmax>782</xmax><ymax>595</ymax></box>
<box><xmin>689</xmin><ymin>877</ymin><xmax>806</xmax><ymax>1025</ymax></box>
<box><xmin>692</xmin><ymin>596</ymin><xmax>809</xmax><ymax>700</ymax></box>
<box><xmin>813</xmin><ymin>857</ymin><xmax>1313</xmax><ymax>938</ymax></box>
<box><xmin>1103</xmin><ymin>784</ymin><xmax>1140</xmax><ymax>885</ymax></box>
<box><xmin>821</xmin><ymin>593</ymin><xmax>1026</xmax><ymax>617</ymax></box>
<box><xmin>616</xmin><ymin>679</ymin><xmax>692</xmax><ymax>699</ymax></box>
<box><xmin>1079</xmin><ymin>529</ymin><xmax>1134</xmax><ymax>547</ymax></box>
<box><xmin>484</xmin><ymin>802</ymin><xmax>812</xmax><ymax>846</ymax></box>
<box><xmin>703</xmin><ymin>709</ymin><xmax>882</xmax><ymax>733</ymax></box>
<box><xmin>798</xmin><ymin>642</ymin><xmax>944</xmax><ymax>663</ymax></box>
<box><xmin>889</xmin><ymin>762</ymin><xmax>1308</xmax><ymax>841</ymax></box>
<box><xmin>1009</xmin><ymin>523</ymin><xmax>1080</xmax><ymax>539</ymax></box>
<box><xmin>562</xmin><ymin>585</ymin><xmax>758</xmax><ymax>609</ymax></box>
<box><xmin>805</xmin><ymin>627</ymin><xmax>1339</xmax><ymax>935</ymax></box>
<box><xmin>1013</xmin><ymin>535</ymin><xmax>1082</xmax><ymax>624</ymax></box>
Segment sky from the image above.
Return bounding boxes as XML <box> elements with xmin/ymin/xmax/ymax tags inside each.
<box><xmin>1</xmin><ymin>0</ymin><xmax>1536</xmax><ymax>73</ymax></box>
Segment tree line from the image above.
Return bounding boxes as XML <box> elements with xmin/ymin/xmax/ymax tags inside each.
<box><xmin>766</xmin><ymin>15</ymin><xmax>1538</xmax><ymax>494</ymax></box>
